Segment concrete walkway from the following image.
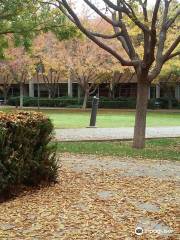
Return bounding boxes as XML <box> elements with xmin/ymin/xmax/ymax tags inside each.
<box><xmin>55</xmin><ymin>126</ymin><xmax>180</xmax><ymax>141</ymax></box>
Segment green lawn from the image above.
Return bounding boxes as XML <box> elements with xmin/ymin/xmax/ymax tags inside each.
<box><xmin>1</xmin><ymin>108</ymin><xmax>180</xmax><ymax>128</ymax></box>
<box><xmin>48</xmin><ymin>111</ymin><xmax>180</xmax><ymax>128</ymax></box>
<box><xmin>56</xmin><ymin>138</ymin><xmax>180</xmax><ymax>161</ymax></box>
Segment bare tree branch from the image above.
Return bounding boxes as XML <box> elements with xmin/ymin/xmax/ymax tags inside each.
<box><xmin>156</xmin><ymin>0</ymin><xmax>170</xmax><ymax>62</ymax></box>
<box><xmin>112</xmin><ymin>9</ymin><xmax>138</xmax><ymax>60</ymax></box>
<box><xmin>137</xmin><ymin>0</ymin><xmax>148</xmax><ymax>22</ymax></box>
<box><xmin>163</xmin><ymin>35</ymin><xmax>180</xmax><ymax>62</ymax></box>
<box><xmin>84</xmin><ymin>0</ymin><xmax>121</xmax><ymax>27</ymax></box>
<box><xmin>166</xmin><ymin>8</ymin><xmax>180</xmax><ymax>29</ymax></box>
<box><xmin>103</xmin><ymin>0</ymin><xmax>150</xmax><ymax>32</ymax></box>
<box><xmin>60</xmin><ymin>0</ymin><xmax>137</xmax><ymax>66</ymax></box>
<box><xmin>148</xmin><ymin>0</ymin><xmax>161</xmax><ymax>64</ymax></box>
<box><xmin>88</xmin><ymin>31</ymin><xmax>123</xmax><ymax>39</ymax></box>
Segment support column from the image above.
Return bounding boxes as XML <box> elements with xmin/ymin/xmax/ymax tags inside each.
<box><xmin>148</xmin><ymin>86</ymin><xmax>151</xmax><ymax>99</ymax></box>
<box><xmin>20</xmin><ymin>83</ymin><xmax>23</xmax><ymax>108</ymax></box>
<box><xmin>57</xmin><ymin>84</ymin><xmax>60</xmax><ymax>97</ymax></box>
<box><xmin>156</xmin><ymin>84</ymin><xmax>160</xmax><ymax>98</ymax></box>
<box><xmin>29</xmin><ymin>80</ymin><xmax>34</xmax><ymax>97</ymax></box>
<box><xmin>175</xmin><ymin>85</ymin><xmax>180</xmax><ymax>101</ymax></box>
<box><xmin>68</xmin><ymin>78</ymin><xmax>73</xmax><ymax>97</ymax></box>
<box><xmin>78</xmin><ymin>85</ymin><xmax>81</xmax><ymax>102</ymax></box>
<box><xmin>11</xmin><ymin>87</ymin><xmax>14</xmax><ymax>96</ymax></box>
<box><xmin>23</xmin><ymin>85</ymin><xmax>28</xmax><ymax>96</ymax></box>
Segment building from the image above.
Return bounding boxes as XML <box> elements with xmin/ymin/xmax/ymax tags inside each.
<box><xmin>0</xmin><ymin>77</ymin><xmax>180</xmax><ymax>102</ymax></box>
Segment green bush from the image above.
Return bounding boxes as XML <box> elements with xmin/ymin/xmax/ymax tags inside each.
<box><xmin>7</xmin><ymin>96</ymin><xmax>180</xmax><ymax>109</ymax></box>
<box><xmin>87</xmin><ymin>99</ymin><xmax>136</xmax><ymax>109</ymax></box>
<box><xmin>148</xmin><ymin>97</ymin><xmax>179</xmax><ymax>109</ymax></box>
<box><xmin>100</xmin><ymin>99</ymin><xmax>136</xmax><ymax>108</ymax></box>
<box><xmin>9</xmin><ymin>96</ymin><xmax>180</xmax><ymax>109</ymax></box>
<box><xmin>8</xmin><ymin>96</ymin><xmax>80</xmax><ymax>107</ymax></box>
<box><xmin>8</xmin><ymin>96</ymin><xmax>137</xmax><ymax>109</ymax></box>
<box><xmin>0</xmin><ymin>111</ymin><xmax>58</xmax><ymax>198</ymax></box>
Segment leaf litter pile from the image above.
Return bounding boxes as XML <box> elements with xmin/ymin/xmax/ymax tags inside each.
<box><xmin>0</xmin><ymin>154</ymin><xmax>179</xmax><ymax>240</ymax></box>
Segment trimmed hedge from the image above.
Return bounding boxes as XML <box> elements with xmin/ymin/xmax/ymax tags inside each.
<box><xmin>8</xmin><ymin>96</ymin><xmax>137</xmax><ymax>109</ymax></box>
<box><xmin>98</xmin><ymin>99</ymin><xmax>136</xmax><ymax>109</ymax></box>
<box><xmin>8</xmin><ymin>96</ymin><xmax>80</xmax><ymax>107</ymax></box>
<box><xmin>0</xmin><ymin>111</ymin><xmax>58</xmax><ymax>198</ymax></box>
<box><xmin>148</xmin><ymin>97</ymin><xmax>179</xmax><ymax>109</ymax></box>
<box><xmin>7</xmin><ymin>96</ymin><xmax>180</xmax><ymax>109</ymax></box>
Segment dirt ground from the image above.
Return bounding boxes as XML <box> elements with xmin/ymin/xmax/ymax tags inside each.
<box><xmin>0</xmin><ymin>154</ymin><xmax>179</xmax><ymax>240</ymax></box>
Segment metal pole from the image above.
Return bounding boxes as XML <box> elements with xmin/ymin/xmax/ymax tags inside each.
<box><xmin>89</xmin><ymin>96</ymin><xmax>99</xmax><ymax>127</ymax></box>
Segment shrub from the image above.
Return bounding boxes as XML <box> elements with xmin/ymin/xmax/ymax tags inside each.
<box><xmin>148</xmin><ymin>97</ymin><xmax>178</xmax><ymax>109</ymax></box>
<box><xmin>8</xmin><ymin>96</ymin><xmax>137</xmax><ymax>109</ymax></box>
<box><xmin>100</xmin><ymin>99</ymin><xmax>136</xmax><ymax>108</ymax></box>
<box><xmin>0</xmin><ymin>111</ymin><xmax>58</xmax><ymax>198</ymax></box>
<box><xmin>87</xmin><ymin>98</ymin><xmax>136</xmax><ymax>109</ymax></box>
<box><xmin>8</xmin><ymin>97</ymin><xmax>81</xmax><ymax>107</ymax></box>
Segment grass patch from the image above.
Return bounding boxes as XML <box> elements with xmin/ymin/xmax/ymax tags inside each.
<box><xmin>56</xmin><ymin>138</ymin><xmax>180</xmax><ymax>161</ymax></box>
<box><xmin>1</xmin><ymin>108</ymin><xmax>180</xmax><ymax>128</ymax></box>
<box><xmin>42</xmin><ymin>111</ymin><xmax>180</xmax><ymax>128</ymax></box>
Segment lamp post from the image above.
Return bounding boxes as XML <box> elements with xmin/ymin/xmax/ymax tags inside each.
<box><xmin>35</xmin><ymin>61</ymin><xmax>44</xmax><ymax>110</ymax></box>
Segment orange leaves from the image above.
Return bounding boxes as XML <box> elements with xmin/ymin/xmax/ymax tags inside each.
<box><xmin>0</xmin><ymin>111</ymin><xmax>47</xmax><ymax>127</ymax></box>
<box><xmin>4</xmin><ymin>47</ymin><xmax>33</xmax><ymax>83</ymax></box>
<box><xmin>0</xmin><ymin>153</ymin><xmax>179</xmax><ymax>239</ymax></box>
<box><xmin>32</xmin><ymin>32</ymin><xmax>68</xmax><ymax>80</ymax></box>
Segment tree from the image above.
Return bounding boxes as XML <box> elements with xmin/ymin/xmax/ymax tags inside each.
<box><xmin>0</xmin><ymin>0</ymin><xmax>79</xmax><ymax>58</ymax></box>
<box><xmin>42</xmin><ymin>67</ymin><xmax>66</xmax><ymax>98</ymax></box>
<box><xmin>0</xmin><ymin>61</ymin><xmax>13</xmax><ymax>103</ymax></box>
<box><xmin>34</xmin><ymin>31</ymin><xmax>117</xmax><ymax>108</ymax></box>
<box><xmin>64</xmin><ymin>38</ymin><xmax>116</xmax><ymax>109</ymax></box>
<box><xmin>33</xmin><ymin>32</ymin><xmax>68</xmax><ymax>98</ymax></box>
<box><xmin>5</xmin><ymin>47</ymin><xmax>33</xmax><ymax>108</ymax></box>
<box><xmin>46</xmin><ymin>0</ymin><xmax>180</xmax><ymax>148</ymax></box>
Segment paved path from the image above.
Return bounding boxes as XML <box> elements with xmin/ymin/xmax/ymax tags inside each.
<box><xmin>55</xmin><ymin>126</ymin><xmax>180</xmax><ymax>141</ymax></box>
<box><xmin>0</xmin><ymin>154</ymin><xmax>179</xmax><ymax>239</ymax></box>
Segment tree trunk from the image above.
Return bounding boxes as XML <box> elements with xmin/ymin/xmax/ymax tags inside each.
<box><xmin>82</xmin><ymin>91</ymin><xmax>88</xmax><ymax>110</ymax></box>
<box><xmin>20</xmin><ymin>83</ymin><xmax>23</xmax><ymax>108</ymax></box>
<box><xmin>133</xmin><ymin>79</ymin><xmax>149</xmax><ymax>149</ymax></box>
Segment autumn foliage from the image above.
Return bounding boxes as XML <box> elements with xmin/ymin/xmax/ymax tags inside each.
<box><xmin>0</xmin><ymin>111</ymin><xmax>58</xmax><ymax>198</ymax></box>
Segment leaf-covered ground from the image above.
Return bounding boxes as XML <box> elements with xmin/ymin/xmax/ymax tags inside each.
<box><xmin>0</xmin><ymin>154</ymin><xmax>179</xmax><ymax>240</ymax></box>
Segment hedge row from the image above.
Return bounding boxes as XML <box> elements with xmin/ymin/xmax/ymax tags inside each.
<box><xmin>7</xmin><ymin>96</ymin><xmax>179</xmax><ymax>109</ymax></box>
<box><xmin>8</xmin><ymin>96</ymin><xmax>137</xmax><ymax>109</ymax></box>
<box><xmin>148</xmin><ymin>98</ymin><xmax>179</xmax><ymax>109</ymax></box>
<box><xmin>8</xmin><ymin>97</ymin><xmax>80</xmax><ymax>107</ymax></box>
<box><xmin>0</xmin><ymin>111</ymin><xmax>58</xmax><ymax>199</ymax></box>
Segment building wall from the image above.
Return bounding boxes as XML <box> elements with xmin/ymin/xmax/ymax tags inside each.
<box><xmin>0</xmin><ymin>82</ymin><xmax>179</xmax><ymax>101</ymax></box>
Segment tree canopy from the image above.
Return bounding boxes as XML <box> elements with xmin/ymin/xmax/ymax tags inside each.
<box><xmin>0</xmin><ymin>0</ymin><xmax>79</xmax><ymax>58</ymax></box>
